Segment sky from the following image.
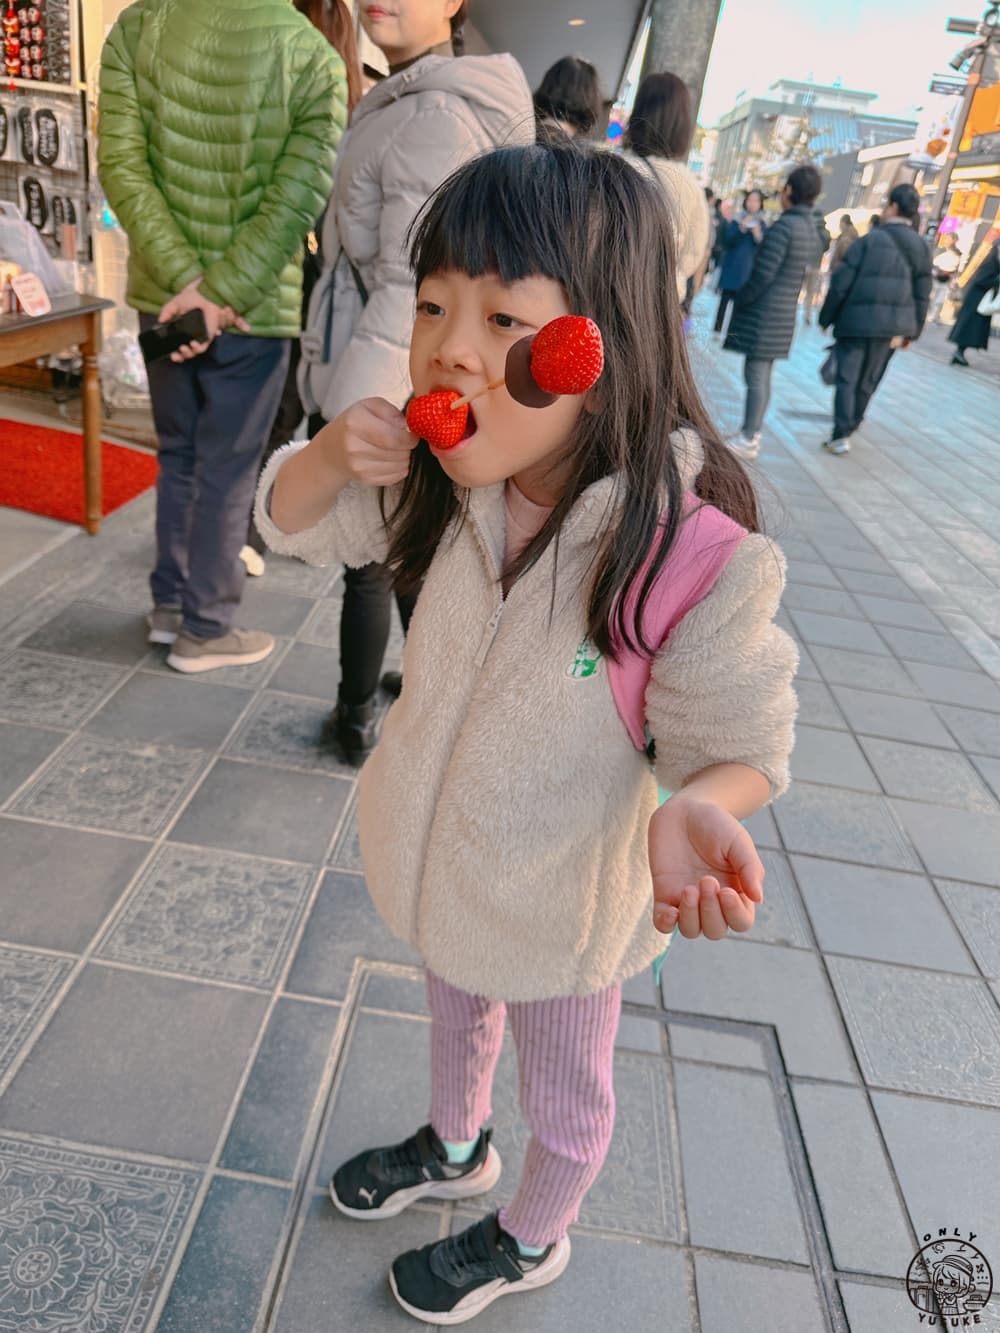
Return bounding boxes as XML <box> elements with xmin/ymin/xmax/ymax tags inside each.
<box><xmin>699</xmin><ymin>0</ymin><xmax>977</xmax><ymax>126</ymax></box>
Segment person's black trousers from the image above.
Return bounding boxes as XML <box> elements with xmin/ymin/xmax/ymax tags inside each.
<box><xmin>141</xmin><ymin>317</ymin><xmax>290</xmax><ymax>639</ymax></box>
<box><xmin>300</xmin><ymin>412</ymin><xmax>417</xmax><ymax>705</ymax></box>
<box><xmin>833</xmin><ymin>337</ymin><xmax>894</xmax><ymax>440</ymax></box>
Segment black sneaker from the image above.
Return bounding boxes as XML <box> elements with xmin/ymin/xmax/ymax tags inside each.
<box><xmin>389</xmin><ymin>1212</ymin><xmax>571</xmax><ymax>1325</ymax></box>
<box><xmin>329</xmin><ymin>1124</ymin><xmax>501</xmax><ymax>1221</ymax></box>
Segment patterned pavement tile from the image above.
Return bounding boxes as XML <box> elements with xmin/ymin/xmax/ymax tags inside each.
<box><xmin>0</xmin><ymin>651</ymin><xmax>125</xmax><ymax>730</ymax></box>
<box><xmin>21</xmin><ymin>601</ymin><xmax>150</xmax><ymax>666</ymax></box>
<box><xmin>225</xmin><ymin>692</ymin><xmax>356</xmax><ymax>777</ymax></box>
<box><xmin>935</xmin><ymin>880</ymin><xmax>1000</xmax><ymax>980</ymax></box>
<box><xmin>857</xmin><ymin>736</ymin><xmax>998</xmax><ymax>813</ymax></box>
<box><xmin>828</xmin><ymin>956</ymin><xmax>1000</xmax><ymax>1106</ymax></box>
<box><xmin>0</xmin><ymin>946</ymin><xmax>71</xmax><ymax>1081</ymax></box>
<box><xmin>0</xmin><ymin>1135</ymin><xmax>199</xmax><ymax>1333</ymax></box>
<box><xmin>10</xmin><ymin>736</ymin><xmax>207</xmax><ymax>837</ymax></box>
<box><xmin>737</xmin><ymin>849</ymin><xmax>813</xmax><ymax>949</ymax></box>
<box><xmin>97</xmin><ymin>844</ymin><xmax>315</xmax><ymax>987</ymax></box>
<box><xmin>772</xmin><ymin>783</ymin><xmax>921</xmax><ymax>871</ymax></box>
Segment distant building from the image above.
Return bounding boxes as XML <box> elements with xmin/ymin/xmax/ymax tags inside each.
<box><xmin>711</xmin><ymin>79</ymin><xmax>917</xmax><ymax>199</ymax></box>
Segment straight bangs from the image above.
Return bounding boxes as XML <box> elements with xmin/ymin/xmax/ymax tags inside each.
<box><xmin>410</xmin><ymin>145</ymin><xmax>582</xmax><ymax>292</ymax></box>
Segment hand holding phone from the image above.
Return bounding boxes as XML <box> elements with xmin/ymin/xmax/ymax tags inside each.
<box><xmin>139</xmin><ymin>308</ymin><xmax>210</xmax><ymax>363</ymax></box>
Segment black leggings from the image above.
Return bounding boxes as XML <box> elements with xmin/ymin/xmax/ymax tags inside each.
<box><xmin>339</xmin><ymin>562</ymin><xmax>418</xmax><ymax>705</ymax></box>
<box><xmin>301</xmin><ymin>413</ymin><xmax>418</xmax><ymax>705</ymax></box>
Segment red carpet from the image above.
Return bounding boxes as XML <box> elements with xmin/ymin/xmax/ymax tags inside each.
<box><xmin>0</xmin><ymin>418</ymin><xmax>158</xmax><ymax>526</ymax></box>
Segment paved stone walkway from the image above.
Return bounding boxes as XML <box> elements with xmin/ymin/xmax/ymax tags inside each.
<box><xmin>0</xmin><ymin>298</ymin><xmax>998</xmax><ymax>1332</ymax></box>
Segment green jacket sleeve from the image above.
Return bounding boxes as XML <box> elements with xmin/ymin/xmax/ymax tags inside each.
<box><xmin>200</xmin><ymin>47</ymin><xmax>347</xmax><ymax>315</ymax></box>
<box><xmin>97</xmin><ymin>17</ymin><xmax>203</xmax><ymax>298</ymax></box>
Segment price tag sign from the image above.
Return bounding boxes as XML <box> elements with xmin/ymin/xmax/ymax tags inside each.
<box><xmin>11</xmin><ymin>271</ymin><xmax>51</xmax><ymax>316</ymax></box>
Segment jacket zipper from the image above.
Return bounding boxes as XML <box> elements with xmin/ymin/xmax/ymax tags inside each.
<box><xmin>469</xmin><ymin>506</ymin><xmax>507</xmax><ymax>668</ymax></box>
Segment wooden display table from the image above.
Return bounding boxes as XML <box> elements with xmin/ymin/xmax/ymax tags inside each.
<box><xmin>0</xmin><ymin>294</ymin><xmax>115</xmax><ymax>534</ymax></box>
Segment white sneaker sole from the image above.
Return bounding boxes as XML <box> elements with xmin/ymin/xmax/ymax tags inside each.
<box><xmin>147</xmin><ymin>628</ymin><xmax>178</xmax><ymax>645</ymax></box>
<box><xmin>389</xmin><ymin>1234</ymin><xmax>572</xmax><ymax>1326</ymax></box>
<box><xmin>329</xmin><ymin>1144</ymin><xmax>502</xmax><ymax>1222</ymax></box>
<box><xmin>166</xmin><ymin>643</ymin><xmax>274</xmax><ymax>673</ymax></box>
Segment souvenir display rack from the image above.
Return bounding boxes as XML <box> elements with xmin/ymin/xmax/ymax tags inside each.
<box><xmin>0</xmin><ymin>0</ymin><xmax>90</xmax><ymax>267</ymax></box>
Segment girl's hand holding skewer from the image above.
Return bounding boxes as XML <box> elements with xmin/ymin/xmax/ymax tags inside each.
<box><xmin>315</xmin><ymin>398</ymin><xmax>419</xmax><ymax>489</ymax></box>
<box><xmin>647</xmin><ymin>795</ymin><xmax>765</xmax><ymax>940</ymax></box>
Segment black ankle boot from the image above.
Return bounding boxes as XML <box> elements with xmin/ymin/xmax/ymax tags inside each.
<box><xmin>323</xmin><ymin>696</ymin><xmax>378</xmax><ymax>764</ymax></box>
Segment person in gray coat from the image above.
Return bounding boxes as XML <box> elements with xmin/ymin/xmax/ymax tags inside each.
<box><xmin>724</xmin><ymin>164</ymin><xmax>828</xmax><ymax>459</ymax></box>
<box><xmin>818</xmin><ymin>182</ymin><xmax>931</xmax><ymax>455</ymax></box>
<box><xmin>298</xmin><ymin>0</ymin><xmax>534</xmax><ymax>762</ymax></box>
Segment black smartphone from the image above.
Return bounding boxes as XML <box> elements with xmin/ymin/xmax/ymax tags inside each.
<box><xmin>139</xmin><ymin>308</ymin><xmax>210</xmax><ymax>363</ymax></box>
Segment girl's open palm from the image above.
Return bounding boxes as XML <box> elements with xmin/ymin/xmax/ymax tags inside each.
<box><xmin>648</xmin><ymin>799</ymin><xmax>765</xmax><ymax>940</ymax></box>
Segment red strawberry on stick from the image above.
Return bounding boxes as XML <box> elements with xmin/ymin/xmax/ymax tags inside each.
<box><xmin>405</xmin><ymin>390</ymin><xmax>469</xmax><ymax>450</ymax></box>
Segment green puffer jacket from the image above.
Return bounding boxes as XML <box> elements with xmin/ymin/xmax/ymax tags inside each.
<box><xmin>98</xmin><ymin>0</ymin><xmax>347</xmax><ymax>337</ymax></box>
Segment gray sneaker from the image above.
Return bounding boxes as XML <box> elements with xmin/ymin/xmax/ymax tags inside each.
<box><xmin>167</xmin><ymin>628</ymin><xmax>274</xmax><ymax>674</ymax></box>
<box><xmin>147</xmin><ymin>607</ymin><xmax>182</xmax><ymax>645</ymax></box>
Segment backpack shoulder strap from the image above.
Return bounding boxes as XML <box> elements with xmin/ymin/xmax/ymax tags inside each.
<box><xmin>607</xmin><ymin>494</ymin><xmax>747</xmax><ymax>751</ymax></box>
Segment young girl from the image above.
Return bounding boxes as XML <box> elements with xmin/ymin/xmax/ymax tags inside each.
<box><xmin>256</xmin><ymin>142</ymin><xmax>797</xmax><ymax>1325</ymax></box>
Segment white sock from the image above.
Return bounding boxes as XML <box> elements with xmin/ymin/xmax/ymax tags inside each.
<box><xmin>441</xmin><ymin>1136</ymin><xmax>478</xmax><ymax>1165</ymax></box>
<box><xmin>514</xmin><ymin>1238</ymin><xmax>548</xmax><ymax>1258</ymax></box>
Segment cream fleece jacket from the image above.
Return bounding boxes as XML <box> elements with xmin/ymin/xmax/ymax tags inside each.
<box><xmin>255</xmin><ymin>436</ymin><xmax>798</xmax><ymax>1001</ymax></box>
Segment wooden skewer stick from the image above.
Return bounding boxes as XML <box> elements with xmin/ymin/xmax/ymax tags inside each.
<box><xmin>450</xmin><ymin>376</ymin><xmax>506</xmax><ymax>411</ymax></box>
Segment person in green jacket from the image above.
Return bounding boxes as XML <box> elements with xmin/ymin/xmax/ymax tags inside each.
<box><xmin>98</xmin><ymin>0</ymin><xmax>347</xmax><ymax>673</ymax></box>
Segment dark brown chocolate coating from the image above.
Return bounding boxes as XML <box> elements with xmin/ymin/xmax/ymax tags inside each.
<box><xmin>504</xmin><ymin>335</ymin><xmax>558</xmax><ymax>409</ymax></box>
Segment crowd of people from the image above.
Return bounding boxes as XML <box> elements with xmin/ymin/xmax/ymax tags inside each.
<box><xmin>93</xmin><ymin>0</ymin><xmax>996</xmax><ymax>1324</ymax></box>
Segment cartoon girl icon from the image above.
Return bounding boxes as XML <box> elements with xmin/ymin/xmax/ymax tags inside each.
<box><xmin>931</xmin><ymin>1254</ymin><xmax>975</xmax><ymax>1315</ymax></box>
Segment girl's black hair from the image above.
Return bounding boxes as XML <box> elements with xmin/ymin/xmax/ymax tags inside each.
<box><xmin>533</xmin><ymin>56</ymin><xmax>602</xmax><ymax>137</ymax></box>
<box><xmin>450</xmin><ymin>0</ymin><xmax>469</xmax><ymax>56</ymax></box>
<box><xmin>623</xmin><ymin>71</ymin><xmax>693</xmax><ymax>161</ymax></box>
<box><xmin>385</xmin><ymin>143</ymin><xmax>761</xmax><ymax>659</ymax></box>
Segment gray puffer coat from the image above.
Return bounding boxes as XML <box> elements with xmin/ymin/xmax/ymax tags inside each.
<box><xmin>299</xmin><ymin>52</ymin><xmax>534</xmax><ymax>422</ymax></box>
<box><xmin>724</xmin><ymin>205</ymin><xmax>828</xmax><ymax>360</ymax></box>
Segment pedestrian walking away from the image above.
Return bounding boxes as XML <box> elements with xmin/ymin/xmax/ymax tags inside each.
<box><xmin>928</xmin><ymin>231</ymin><xmax>961</xmax><ymax>325</ymax></box>
<box><xmin>723</xmin><ymin>164</ymin><xmax>829</xmax><ymax>459</ymax></box>
<box><xmin>829</xmin><ymin>214</ymin><xmax>859</xmax><ymax>272</ymax></box>
<box><xmin>622</xmin><ymin>71</ymin><xmax>712</xmax><ymax>307</ymax></box>
<box><xmin>98</xmin><ymin>0</ymin><xmax>346</xmax><ymax>672</ymax></box>
<box><xmin>818</xmin><ymin>182</ymin><xmax>931</xmax><ymax>455</ymax></box>
<box><xmin>713</xmin><ymin>189</ymin><xmax>766</xmax><ymax>336</ymax></box>
<box><xmin>256</xmin><ymin>142</ymin><xmax>797</xmax><ymax>1326</ymax></box>
<box><xmin>948</xmin><ymin>237</ymin><xmax>1000</xmax><ymax>367</ymax></box>
<box><xmin>298</xmin><ymin>0</ymin><xmax>534</xmax><ymax>764</ymax></box>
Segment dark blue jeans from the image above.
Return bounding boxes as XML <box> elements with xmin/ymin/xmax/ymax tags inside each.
<box><xmin>141</xmin><ymin>316</ymin><xmax>290</xmax><ymax>639</ymax></box>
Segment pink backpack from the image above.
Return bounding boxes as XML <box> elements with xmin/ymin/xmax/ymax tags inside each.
<box><xmin>608</xmin><ymin>494</ymin><xmax>747</xmax><ymax>753</ymax></box>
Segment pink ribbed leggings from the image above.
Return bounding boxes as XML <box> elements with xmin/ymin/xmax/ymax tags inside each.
<box><xmin>426</xmin><ymin>968</ymin><xmax>622</xmax><ymax>1248</ymax></box>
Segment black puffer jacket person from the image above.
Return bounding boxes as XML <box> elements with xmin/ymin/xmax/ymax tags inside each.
<box><xmin>819</xmin><ymin>222</ymin><xmax>932</xmax><ymax>339</ymax></box>
<box><xmin>725</xmin><ymin>196</ymin><xmax>828</xmax><ymax>359</ymax></box>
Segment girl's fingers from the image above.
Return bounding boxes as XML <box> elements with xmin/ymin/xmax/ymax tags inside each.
<box><xmin>653</xmin><ymin>902</ymin><xmax>678</xmax><ymax>933</ymax></box>
<box><xmin>720</xmin><ymin>885</ymin><xmax>756</xmax><ymax>932</ymax></box>
<box><xmin>697</xmin><ymin>878</ymin><xmax>728</xmax><ymax>940</ymax></box>
<box><xmin>727</xmin><ymin>828</ymin><xmax>766</xmax><ymax>903</ymax></box>
<box><xmin>676</xmin><ymin>884</ymin><xmax>702</xmax><ymax>939</ymax></box>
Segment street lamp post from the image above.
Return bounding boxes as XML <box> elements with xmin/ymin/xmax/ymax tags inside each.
<box><xmin>930</xmin><ymin>2</ymin><xmax>1000</xmax><ymax>229</ymax></box>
